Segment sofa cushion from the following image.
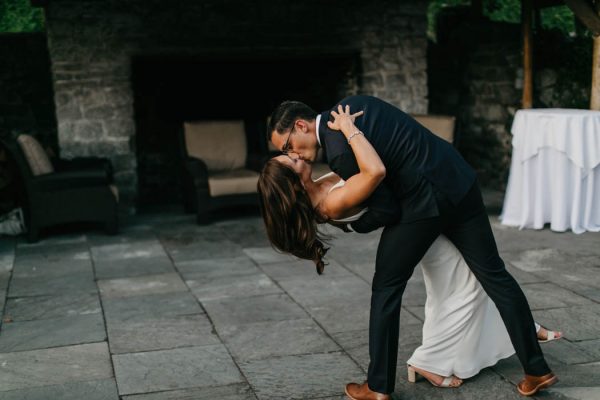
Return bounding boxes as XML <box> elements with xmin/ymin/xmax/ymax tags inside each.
<box><xmin>16</xmin><ymin>134</ymin><xmax>55</xmax><ymax>176</ymax></box>
<box><xmin>412</xmin><ymin>114</ymin><xmax>456</xmax><ymax>143</ymax></box>
<box><xmin>184</xmin><ymin>121</ymin><xmax>247</xmax><ymax>172</ymax></box>
<box><xmin>208</xmin><ymin>169</ymin><xmax>259</xmax><ymax>197</ymax></box>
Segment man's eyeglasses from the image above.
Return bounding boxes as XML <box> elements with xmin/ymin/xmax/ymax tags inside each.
<box><xmin>281</xmin><ymin>126</ymin><xmax>295</xmax><ymax>155</ymax></box>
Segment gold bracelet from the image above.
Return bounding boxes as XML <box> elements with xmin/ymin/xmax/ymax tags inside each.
<box><xmin>347</xmin><ymin>130</ymin><xmax>364</xmax><ymax>144</ymax></box>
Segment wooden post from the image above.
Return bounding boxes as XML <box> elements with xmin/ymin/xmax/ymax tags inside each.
<box><xmin>522</xmin><ymin>0</ymin><xmax>533</xmax><ymax>109</ymax></box>
<box><xmin>591</xmin><ymin>2</ymin><xmax>600</xmax><ymax>110</ymax></box>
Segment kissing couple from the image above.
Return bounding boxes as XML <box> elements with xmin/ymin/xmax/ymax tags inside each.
<box><xmin>257</xmin><ymin>95</ymin><xmax>561</xmax><ymax>399</ymax></box>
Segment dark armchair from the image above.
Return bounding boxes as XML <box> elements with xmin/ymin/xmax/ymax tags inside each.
<box><xmin>0</xmin><ymin>134</ymin><xmax>118</xmax><ymax>242</ymax></box>
<box><xmin>180</xmin><ymin>120</ymin><xmax>262</xmax><ymax>224</ymax></box>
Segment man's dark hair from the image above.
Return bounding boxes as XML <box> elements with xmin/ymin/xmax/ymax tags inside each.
<box><xmin>267</xmin><ymin>101</ymin><xmax>317</xmax><ymax>141</ymax></box>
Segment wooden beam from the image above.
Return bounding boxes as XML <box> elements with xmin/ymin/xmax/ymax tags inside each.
<box><xmin>565</xmin><ymin>0</ymin><xmax>600</xmax><ymax>35</ymax></box>
<box><xmin>522</xmin><ymin>0</ymin><xmax>534</xmax><ymax>109</ymax></box>
<box><xmin>591</xmin><ymin>1</ymin><xmax>600</xmax><ymax>110</ymax></box>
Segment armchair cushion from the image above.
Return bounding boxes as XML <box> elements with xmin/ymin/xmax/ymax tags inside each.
<box><xmin>208</xmin><ymin>169</ymin><xmax>259</xmax><ymax>197</ymax></box>
<box><xmin>16</xmin><ymin>134</ymin><xmax>54</xmax><ymax>176</ymax></box>
<box><xmin>412</xmin><ymin>114</ymin><xmax>456</xmax><ymax>143</ymax></box>
<box><xmin>183</xmin><ymin>121</ymin><xmax>247</xmax><ymax>172</ymax></box>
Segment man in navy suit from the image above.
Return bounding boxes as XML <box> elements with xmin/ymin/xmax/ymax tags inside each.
<box><xmin>268</xmin><ymin>95</ymin><xmax>556</xmax><ymax>399</ymax></box>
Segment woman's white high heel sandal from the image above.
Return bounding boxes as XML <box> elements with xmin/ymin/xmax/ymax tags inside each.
<box><xmin>536</xmin><ymin>322</ymin><xmax>562</xmax><ymax>343</ymax></box>
<box><xmin>407</xmin><ymin>365</ymin><xmax>462</xmax><ymax>388</ymax></box>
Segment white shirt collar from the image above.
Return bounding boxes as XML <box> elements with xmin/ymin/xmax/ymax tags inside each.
<box><xmin>315</xmin><ymin>114</ymin><xmax>322</xmax><ymax>147</ymax></box>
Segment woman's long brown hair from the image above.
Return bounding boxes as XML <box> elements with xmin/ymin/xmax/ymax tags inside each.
<box><xmin>257</xmin><ymin>158</ymin><xmax>329</xmax><ymax>274</ymax></box>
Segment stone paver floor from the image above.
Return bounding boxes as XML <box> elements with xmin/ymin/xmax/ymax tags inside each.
<box><xmin>0</xmin><ymin>210</ymin><xmax>599</xmax><ymax>400</ymax></box>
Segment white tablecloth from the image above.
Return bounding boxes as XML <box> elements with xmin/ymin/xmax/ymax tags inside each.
<box><xmin>500</xmin><ymin>109</ymin><xmax>600</xmax><ymax>233</ymax></box>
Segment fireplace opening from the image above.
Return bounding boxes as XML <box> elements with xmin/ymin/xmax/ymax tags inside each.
<box><xmin>132</xmin><ymin>53</ymin><xmax>360</xmax><ymax>210</ymax></box>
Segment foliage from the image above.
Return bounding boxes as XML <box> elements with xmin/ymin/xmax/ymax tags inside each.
<box><xmin>429</xmin><ymin>0</ymin><xmax>579</xmax><ymax>40</ymax></box>
<box><xmin>0</xmin><ymin>0</ymin><xmax>44</xmax><ymax>32</ymax></box>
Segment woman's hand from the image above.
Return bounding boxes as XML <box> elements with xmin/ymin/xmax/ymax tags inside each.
<box><xmin>327</xmin><ymin>104</ymin><xmax>364</xmax><ymax>134</ymax></box>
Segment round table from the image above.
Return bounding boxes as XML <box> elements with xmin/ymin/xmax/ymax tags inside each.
<box><xmin>500</xmin><ymin>108</ymin><xmax>600</xmax><ymax>233</ymax></box>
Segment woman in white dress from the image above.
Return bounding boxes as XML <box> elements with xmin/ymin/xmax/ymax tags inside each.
<box><xmin>257</xmin><ymin>106</ymin><xmax>561</xmax><ymax>389</ymax></box>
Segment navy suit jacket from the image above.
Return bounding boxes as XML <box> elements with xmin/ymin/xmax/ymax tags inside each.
<box><xmin>318</xmin><ymin>95</ymin><xmax>476</xmax><ymax>233</ymax></box>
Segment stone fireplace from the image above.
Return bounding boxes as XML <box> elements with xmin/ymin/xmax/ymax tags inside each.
<box><xmin>132</xmin><ymin>53</ymin><xmax>359</xmax><ymax>207</ymax></box>
<box><xmin>41</xmin><ymin>0</ymin><xmax>429</xmax><ymax>212</ymax></box>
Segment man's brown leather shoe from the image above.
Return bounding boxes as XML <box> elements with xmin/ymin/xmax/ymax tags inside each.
<box><xmin>345</xmin><ymin>382</ymin><xmax>390</xmax><ymax>400</ymax></box>
<box><xmin>517</xmin><ymin>373</ymin><xmax>558</xmax><ymax>396</ymax></box>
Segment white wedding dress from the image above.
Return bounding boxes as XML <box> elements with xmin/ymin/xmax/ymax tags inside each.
<box><xmin>331</xmin><ymin>180</ymin><xmax>516</xmax><ymax>379</ymax></box>
<box><xmin>406</xmin><ymin>235</ymin><xmax>515</xmax><ymax>379</ymax></box>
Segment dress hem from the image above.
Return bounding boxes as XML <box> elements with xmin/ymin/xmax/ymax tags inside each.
<box><xmin>406</xmin><ymin>350</ymin><xmax>515</xmax><ymax>379</ymax></box>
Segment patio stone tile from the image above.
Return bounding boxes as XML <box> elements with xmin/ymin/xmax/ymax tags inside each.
<box><xmin>491</xmin><ymin>221</ymin><xmax>600</xmax><ymax>256</ymax></box>
<box><xmin>90</xmin><ymin>241</ymin><xmax>167</xmax><ymax>261</ymax></box>
<box><xmin>521</xmin><ymin>283</ymin><xmax>594</xmax><ymax>310</ymax></box>
<box><xmin>536</xmin><ymin>339</ymin><xmax>599</xmax><ymax>365</ymax></box>
<box><xmin>218</xmin><ymin>318</ymin><xmax>340</xmax><ymax>362</ymax></box>
<box><xmin>220</xmin><ymin>218</ymin><xmax>271</xmax><ymax>248</ymax></box>
<box><xmin>0</xmin><ymin>252</ymin><xmax>14</xmax><ymax>273</ymax></box>
<box><xmin>305</xmin><ymin>300</ymin><xmax>371</xmax><ymax>333</ymax></box>
<box><xmin>0</xmin><ymin>342</ymin><xmax>112</xmax><ymax>392</ymax></box>
<box><xmin>328</xmin><ymin>245</ymin><xmax>377</xmax><ymax>282</ymax></box>
<box><xmin>121</xmin><ymin>383</ymin><xmax>256</xmax><ymax>400</ymax></box>
<box><xmin>0</xmin><ymin>378</ymin><xmax>119</xmax><ymax>400</ymax></box>
<box><xmin>187</xmin><ymin>273</ymin><xmax>282</xmax><ymax>302</ymax></box>
<box><xmin>242</xmin><ymin>246</ymin><xmax>297</xmax><ymax>264</ymax></box>
<box><xmin>11</xmin><ymin>258</ymin><xmax>93</xmax><ymax>278</ymax></box>
<box><xmin>0</xmin><ymin>271</ymin><xmax>9</xmax><ymax>293</ymax></box>
<box><xmin>202</xmin><ymin>293</ymin><xmax>308</xmax><ymax>327</ymax></box>
<box><xmin>167</xmin><ymin>238</ymin><xmax>246</xmax><ymax>262</ymax></box>
<box><xmin>276</xmin><ymin>275</ymin><xmax>371</xmax><ymax>309</ymax></box>
<box><xmin>86</xmin><ymin>230</ymin><xmax>157</xmax><ymax>246</ymax></box>
<box><xmin>305</xmin><ymin>397</ymin><xmax>346</xmax><ymax>400</ymax></box>
<box><xmin>113</xmin><ymin>344</ymin><xmax>244</xmax><ymax>396</ymax></box>
<box><xmin>94</xmin><ymin>256</ymin><xmax>175</xmax><ymax>280</ymax></box>
<box><xmin>0</xmin><ymin>313</ymin><xmax>105</xmax><ymax>352</ymax></box>
<box><xmin>331</xmin><ymin>323</ymin><xmax>424</xmax><ymax>371</ymax></box>
<box><xmin>102</xmin><ymin>292</ymin><xmax>203</xmax><ymax>323</ymax></box>
<box><xmin>573</xmin><ymin>339</ymin><xmax>600</xmax><ymax>360</ymax></box>
<box><xmin>505</xmin><ymin>263</ymin><xmax>546</xmax><ymax>284</ymax></box>
<box><xmin>15</xmin><ymin>244</ymin><xmax>91</xmax><ymax>265</ymax></box>
<box><xmin>404</xmin><ymin>306</ymin><xmax>425</xmax><ymax>322</ymax></box>
<box><xmin>5</xmin><ymin>292</ymin><xmax>101</xmax><ymax>321</ymax></box>
<box><xmin>548</xmin><ymin>387</ymin><xmax>600</xmax><ymax>400</ymax></box>
<box><xmin>175</xmin><ymin>256</ymin><xmax>260</xmax><ymax>279</ymax></box>
<box><xmin>402</xmin><ymin>278</ymin><xmax>427</xmax><ymax>307</ymax></box>
<box><xmin>8</xmin><ymin>272</ymin><xmax>97</xmax><ymax>297</ymax></box>
<box><xmin>258</xmin><ymin>258</ymin><xmax>352</xmax><ymax>279</ymax></box>
<box><xmin>394</xmin><ymin>367</ymin><xmax>522</xmax><ymax>400</ymax></box>
<box><xmin>576</xmin><ymin>286</ymin><xmax>600</xmax><ymax>303</ymax></box>
<box><xmin>0</xmin><ymin>237</ymin><xmax>15</xmax><ymax>254</ymax></box>
<box><xmin>15</xmin><ymin>236</ymin><xmax>88</xmax><ymax>253</ymax></box>
<box><xmin>533</xmin><ymin>305</ymin><xmax>600</xmax><ymax>341</ymax></box>
<box><xmin>501</xmin><ymin>248</ymin><xmax>561</xmax><ymax>274</ymax></box>
<box><xmin>239</xmin><ymin>352</ymin><xmax>364</xmax><ymax>400</ymax></box>
<box><xmin>494</xmin><ymin>351</ymin><xmax>600</xmax><ymax>389</ymax></box>
<box><xmin>157</xmin><ymin>223</ymin><xmax>225</xmax><ymax>243</ymax></box>
<box><xmin>98</xmin><ymin>273</ymin><xmax>188</xmax><ymax>299</ymax></box>
<box><xmin>107</xmin><ymin>314</ymin><xmax>219</xmax><ymax>354</ymax></box>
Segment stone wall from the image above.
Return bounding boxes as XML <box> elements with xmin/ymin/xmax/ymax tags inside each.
<box><xmin>0</xmin><ymin>33</ymin><xmax>57</xmax><ymax>148</ymax></box>
<box><xmin>428</xmin><ymin>10</ymin><xmax>522</xmax><ymax>188</ymax></box>
<box><xmin>42</xmin><ymin>0</ymin><xmax>430</xmax><ymax>212</ymax></box>
<box><xmin>429</xmin><ymin>8</ymin><xmax>592</xmax><ymax>190</ymax></box>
